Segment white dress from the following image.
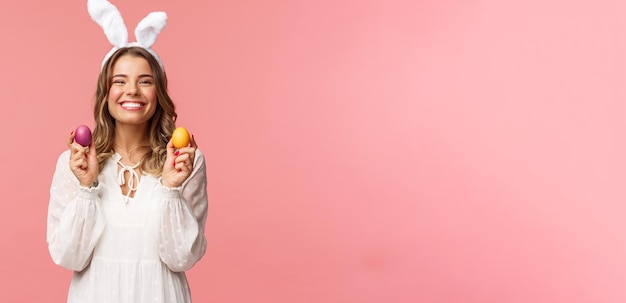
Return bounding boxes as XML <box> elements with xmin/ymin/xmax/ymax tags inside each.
<box><xmin>47</xmin><ymin>150</ymin><xmax>208</xmax><ymax>303</ymax></box>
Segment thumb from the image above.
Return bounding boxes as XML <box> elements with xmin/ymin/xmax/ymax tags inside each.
<box><xmin>88</xmin><ymin>139</ymin><xmax>97</xmax><ymax>157</ymax></box>
<box><xmin>87</xmin><ymin>140</ymin><xmax>99</xmax><ymax>169</ymax></box>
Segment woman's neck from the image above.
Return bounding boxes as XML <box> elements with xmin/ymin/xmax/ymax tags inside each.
<box><xmin>113</xmin><ymin>124</ymin><xmax>150</xmax><ymax>163</ymax></box>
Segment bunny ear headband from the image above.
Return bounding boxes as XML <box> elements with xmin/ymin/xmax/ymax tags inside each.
<box><xmin>87</xmin><ymin>0</ymin><xmax>167</xmax><ymax>69</ymax></box>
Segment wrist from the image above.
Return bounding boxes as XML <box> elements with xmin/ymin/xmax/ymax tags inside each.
<box><xmin>159</xmin><ymin>177</ymin><xmax>181</xmax><ymax>190</ymax></box>
<box><xmin>79</xmin><ymin>180</ymin><xmax>99</xmax><ymax>188</ymax></box>
<box><xmin>78</xmin><ymin>180</ymin><xmax>100</xmax><ymax>194</ymax></box>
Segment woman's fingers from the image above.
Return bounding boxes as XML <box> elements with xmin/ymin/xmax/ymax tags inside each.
<box><xmin>69</xmin><ymin>143</ymin><xmax>88</xmax><ymax>159</ymax></box>
<box><xmin>172</xmin><ymin>136</ymin><xmax>196</xmax><ymax>171</ymax></box>
<box><xmin>66</xmin><ymin>130</ymin><xmax>99</xmax><ymax>187</ymax></box>
<box><xmin>162</xmin><ymin>134</ymin><xmax>199</xmax><ymax>187</ymax></box>
<box><xmin>67</xmin><ymin>131</ymin><xmax>75</xmax><ymax>147</ymax></box>
<box><xmin>190</xmin><ymin>134</ymin><xmax>197</xmax><ymax>148</ymax></box>
<box><xmin>74</xmin><ymin>158</ymin><xmax>87</xmax><ymax>170</ymax></box>
<box><xmin>68</xmin><ymin>136</ymin><xmax>91</xmax><ymax>172</ymax></box>
<box><xmin>172</xmin><ymin>153</ymin><xmax>193</xmax><ymax>171</ymax></box>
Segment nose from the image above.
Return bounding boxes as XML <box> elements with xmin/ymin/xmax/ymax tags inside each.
<box><xmin>126</xmin><ymin>82</ymin><xmax>138</xmax><ymax>95</ymax></box>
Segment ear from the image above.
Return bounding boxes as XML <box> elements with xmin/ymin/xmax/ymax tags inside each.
<box><xmin>135</xmin><ymin>12</ymin><xmax>167</xmax><ymax>49</ymax></box>
<box><xmin>87</xmin><ymin>0</ymin><xmax>129</xmax><ymax>47</ymax></box>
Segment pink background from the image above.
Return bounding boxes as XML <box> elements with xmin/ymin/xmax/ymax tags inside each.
<box><xmin>1</xmin><ymin>0</ymin><xmax>626</xmax><ymax>302</ymax></box>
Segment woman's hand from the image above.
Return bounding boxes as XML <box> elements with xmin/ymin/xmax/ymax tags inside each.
<box><xmin>162</xmin><ymin>135</ymin><xmax>197</xmax><ymax>188</ymax></box>
<box><xmin>67</xmin><ymin>131</ymin><xmax>99</xmax><ymax>187</ymax></box>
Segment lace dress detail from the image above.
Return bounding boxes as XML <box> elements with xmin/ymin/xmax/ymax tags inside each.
<box><xmin>47</xmin><ymin>151</ymin><xmax>208</xmax><ymax>303</ymax></box>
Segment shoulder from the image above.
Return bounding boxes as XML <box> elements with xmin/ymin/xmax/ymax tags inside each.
<box><xmin>58</xmin><ymin>149</ymin><xmax>71</xmax><ymax>159</ymax></box>
<box><xmin>193</xmin><ymin>148</ymin><xmax>206</xmax><ymax>165</ymax></box>
<box><xmin>194</xmin><ymin>148</ymin><xmax>205</xmax><ymax>160</ymax></box>
<box><xmin>191</xmin><ymin>148</ymin><xmax>207</xmax><ymax>174</ymax></box>
<box><xmin>51</xmin><ymin>150</ymin><xmax>72</xmax><ymax>179</ymax></box>
<box><xmin>55</xmin><ymin>150</ymin><xmax>71</xmax><ymax>167</ymax></box>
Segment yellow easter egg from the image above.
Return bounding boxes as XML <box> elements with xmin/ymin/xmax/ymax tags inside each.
<box><xmin>172</xmin><ymin>127</ymin><xmax>191</xmax><ymax>149</ymax></box>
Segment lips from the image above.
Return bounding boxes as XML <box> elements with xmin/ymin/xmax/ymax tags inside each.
<box><xmin>120</xmin><ymin>101</ymin><xmax>145</xmax><ymax>110</ymax></box>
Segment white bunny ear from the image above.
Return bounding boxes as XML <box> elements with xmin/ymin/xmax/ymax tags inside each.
<box><xmin>135</xmin><ymin>12</ymin><xmax>167</xmax><ymax>49</ymax></box>
<box><xmin>87</xmin><ymin>0</ymin><xmax>128</xmax><ymax>47</ymax></box>
<box><xmin>87</xmin><ymin>0</ymin><xmax>167</xmax><ymax>69</ymax></box>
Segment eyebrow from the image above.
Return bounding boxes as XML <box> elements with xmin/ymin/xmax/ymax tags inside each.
<box><xmin>112</xmin><ymin>74</ymin><xmax>154</xmax><ymax>78</ymax></box>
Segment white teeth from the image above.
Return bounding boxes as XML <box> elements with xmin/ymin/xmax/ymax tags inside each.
<box><xmin>121</xmin><ymin>102</ymin><xmax>143</xmax><ymax>109</ymax></box>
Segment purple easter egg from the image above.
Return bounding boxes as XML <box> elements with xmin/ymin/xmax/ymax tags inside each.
<box><xmin>74</xmin><ymin>125</ymin><xmax>92</xmax><ymax>147</ymax></box>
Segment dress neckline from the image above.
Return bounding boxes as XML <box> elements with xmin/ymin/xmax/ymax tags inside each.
<box><xmin>114</xmin><ymin>153</ymin><xmax>142</xmax><ymax>204</ymax></box>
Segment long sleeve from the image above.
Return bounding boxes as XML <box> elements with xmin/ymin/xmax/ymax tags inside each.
<box><xmin>47</xmin><ymin>150</ymin><xmax>106</xmax><ymax>271</ymax></box>
<box><xmin>157</xmin><ymin>149</ymin><xmax>208</xmax><ymax>272</ymax></box>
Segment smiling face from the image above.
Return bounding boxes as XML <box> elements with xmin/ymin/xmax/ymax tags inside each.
<box><xmin>92</xmin><ymin>47</ymin><xmax>178</xmax><ymax>172</ymax></box>
<box><xmin>106</xmin><ymin>54</ymin><xmax>157</xmax><ymax>128</ymax></box>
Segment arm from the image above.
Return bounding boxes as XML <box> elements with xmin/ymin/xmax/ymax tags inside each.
<box><xmin>46</xmin><ymin>150</ymin><xmax>105</xmax><ymax>271</ymax></box>
<box><xmin>158</xmin><ymin>150</ymin><xmax>208</xmax><ymax>272</ymax></box>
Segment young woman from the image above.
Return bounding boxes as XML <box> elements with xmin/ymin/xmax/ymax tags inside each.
<box><xmin>47</xmin><ymin>46</ymin><xmax>208</xmax><ymax>303</ymax></box>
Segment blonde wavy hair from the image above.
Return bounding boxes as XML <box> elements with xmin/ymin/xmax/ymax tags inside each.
<box><xmin>93</xmin><ymin>46</ymin><xmax>177</xmax><ymax>176</ymax></box>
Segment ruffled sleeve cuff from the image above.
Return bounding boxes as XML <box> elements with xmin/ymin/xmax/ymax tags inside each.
<box><xmin>157</xmin><ymin>177</ymin><xmax>183</xmax><ymax>198</ymax></box>
<box><xmin>77</xmin><ymin>181</ymin><xmax>101</xmax><ymax>196</ymax></box>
